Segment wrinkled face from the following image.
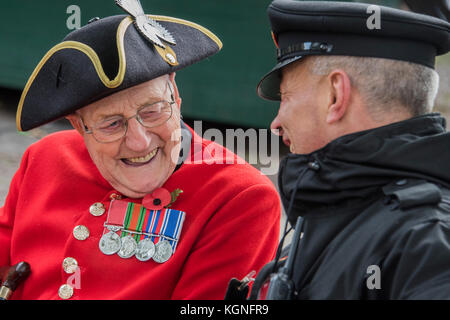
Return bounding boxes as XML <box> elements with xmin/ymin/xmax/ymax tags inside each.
<box><xmin>270</xmin><ymin>59</ymin><xmax>328</xmax><ymax>154</ymax></box>
<box><xmin>75</xmin><ymin>75</ymin><xmax>181</xmax><ymax>198</ymax></box>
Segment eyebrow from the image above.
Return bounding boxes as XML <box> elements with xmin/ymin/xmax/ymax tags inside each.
<box><xmin>91</xmin><ymin>98</ymin><xmax>165</xmax><ymax>122</ymax></box>
<box><xmin>89</xmin><ymin>82</ymin><xmax>172</xmax><ymax>121</ymax></box>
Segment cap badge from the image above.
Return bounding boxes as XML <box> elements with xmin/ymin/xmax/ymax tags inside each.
<box><xmin>115</xmin><ymin>0</ymin><xmax>179</xmax><ymax>66</ymax></box>
<box><xmin>115</xmin><ymin>0</ymin><xmax>176</xmax><ymax>48</ymax></box>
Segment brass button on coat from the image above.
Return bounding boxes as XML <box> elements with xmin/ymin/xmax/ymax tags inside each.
<box><xmin>73</xmin><ymin>225</ymin><xmax>90</xmax><ymax>240</ymax></box>
<box><xmin>89</xmin><ymin>202</ymin><xmax>106</xmax><ymax>216</ymax></box>
<box><xmin>62</xmin><ymin>257</ymin><xmax>78</xmax><ymax>274</ymax></box>
<box><xmin>58</xmin><ymin>284</ymin><xmax>74</xmax><ymax>299</ymax></box>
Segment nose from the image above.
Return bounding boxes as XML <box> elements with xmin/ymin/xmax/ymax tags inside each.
<box><xmin>270</xmin><ymin>111</ymin><xmax>283</xmax><ymax>136</ymax></box>
<box><xmin>124</xmin><ymin>118</ymin><xmax>152</xmax><ymax>151</ymax></box>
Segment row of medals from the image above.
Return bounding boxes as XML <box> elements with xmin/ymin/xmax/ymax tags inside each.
<box><xmin>99</xmin><ymin>225</ymin><xmax>173</xmax><ymax>263</ymax></box>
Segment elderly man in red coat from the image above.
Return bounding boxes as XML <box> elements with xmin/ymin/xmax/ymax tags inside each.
<box><xmin>0</xmin><ymin>0</ymin><xmax>280</xmax><ymax>300</ymax></box>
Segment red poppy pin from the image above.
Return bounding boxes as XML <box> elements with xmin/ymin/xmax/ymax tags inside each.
<box><xmin>143</xmin><ymin>188</ymin><xmax>183</xmax><ymax>210</ymax></box>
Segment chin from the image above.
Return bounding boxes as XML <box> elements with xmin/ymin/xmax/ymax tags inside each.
<box><xmin>124</xmin><ymin>175</ymin><xmax>172</xmax><ymax>197</ymax></box>
<box><xmin>105</xmin><ymin>176</ymin><xmax>155</xmax><ymax>198</ymax></box>
<box><xmin>115</xmin><ymin>186</ymin><xmax>152</xmax><ymax>199</ymax></box>
<box><xmin>105</xmin><ymin>165</ymin><xmax>175</xmax><ymax>198</ymax></box>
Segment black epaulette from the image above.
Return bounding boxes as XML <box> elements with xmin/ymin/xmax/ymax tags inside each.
<box><xmin>382</xmin><ymin>179</ymin><xmax>442</xmax><ymax>210</ymax></box>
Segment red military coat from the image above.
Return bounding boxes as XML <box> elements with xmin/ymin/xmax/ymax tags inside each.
<box><xmin>0</xmin><ymin>127</ymin><xmax>280</xmax><ymax>299</ymax></box>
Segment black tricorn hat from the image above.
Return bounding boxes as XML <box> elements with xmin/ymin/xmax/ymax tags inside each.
<box><xmin>257</xmin><ymin>0</ymin><xmax>450</xmax><ymax>101</ymax></box>
<box><xmin>17</xmin><ymin>3</ymin><xmax>222</xmax><ymax>131</ymax></box>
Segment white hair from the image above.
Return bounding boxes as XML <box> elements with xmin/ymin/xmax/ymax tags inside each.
<box><xmin>306</xmin><ymin>56</ymin><xmax>440</xmax><ymax>118</ymax></box>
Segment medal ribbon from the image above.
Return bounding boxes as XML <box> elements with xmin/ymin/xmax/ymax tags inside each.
<box><xmin>106</xmin><ymin>199</ymin><xmax>128</xmax><ymax>226</ymax></box>
<box><xmin>106</xmin><ymin>200</ymin><xmax>186</xmax><ymax>252</ymax></box>
<box><xmin>122</xmin><ymin>202</ymin><xmax>147</xmax><ymax>241</ymax></box>
<box><xmin>144</xmin><ymin>208</ymin><xmax>186</xmax><ymax>252</ymax></box>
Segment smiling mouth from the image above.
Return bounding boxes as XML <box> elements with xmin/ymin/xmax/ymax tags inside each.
<box><xmin>121</xmin><ymin>148</ymin><xmax>159</xmax><ymax>167</ymax></box>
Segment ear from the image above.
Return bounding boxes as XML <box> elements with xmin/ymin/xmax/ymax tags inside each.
<box><xmin>326</xmin><ymin>69</ymin><xmax>351</xmax><ymax>124</ymax></box>
<box><xmin>168</xmin><ymin>72</ymin><xmax>182</xmax><ymax>110</ymax></box>
<box><xmin>65</xmin><ymin>114</ymin><xmax>85</xmax><ymax>136</ymax></box>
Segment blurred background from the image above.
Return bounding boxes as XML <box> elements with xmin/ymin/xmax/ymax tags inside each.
<box><xmin>0</xmin><ymin>0</ymin><xmax>449</xmax><ymax>208</ymax></box>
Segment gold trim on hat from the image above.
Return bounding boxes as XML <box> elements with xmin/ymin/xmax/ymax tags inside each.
<box><xmin>150</xmin><ymin>15</ymin><xmax>223</xmax><ymax>50</ymax></box>
<box><xmin>16</xmin><ymin>17</ymin><xmax>130</xmax><ymax>131</ymax></box>
<box><xmin>16</xmin><ymin>15</ymin><xmax>222</xmax><ymax>131</ymax></box>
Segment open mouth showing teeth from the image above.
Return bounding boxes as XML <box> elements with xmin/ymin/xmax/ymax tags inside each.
<box><xmin>121</xmin><ymin>148</ymin><xmax>159</xmax><ymax>166</ymax></box>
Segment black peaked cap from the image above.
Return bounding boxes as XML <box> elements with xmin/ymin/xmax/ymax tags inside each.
<box><xmin>17</xmin><ymin>14</ymin><xmax>222</xmax><ymax>131</ymax></box>
<box><xmin>257</xmin><ymin>0</ymin><xmax>450</xmax><ymax>101</ymax></box>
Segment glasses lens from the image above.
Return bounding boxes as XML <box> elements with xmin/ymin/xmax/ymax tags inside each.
<box><xmin>88</xmin><ymin>100</ymin><xmax>173</xmax><ymax>143</ymax></box>
<box><xmin>139</xmin><ymin>101</ymin><xmax>172</xmax><ymax>128</ymax></box>
<box><xmin>93</xmin><ymin>116</ymin><xmax>126</xmax><ymax>142</ymax></box>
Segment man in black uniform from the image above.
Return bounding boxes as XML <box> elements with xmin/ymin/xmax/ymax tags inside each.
<box><xmin>256</xmin><ymin>0</ymin><xmax>450</xmax><ymax>299</ymax></box>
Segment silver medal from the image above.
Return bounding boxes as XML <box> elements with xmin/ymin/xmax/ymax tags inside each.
<box><xmin>99</xmin><ymin>231</ymin><xmax>122</xmax><ymax>255</ymax></box>
<box><xmin>118</xmin><ymin>235</ymin><xmax>138</xmax><ymax>258</ymax></box>
<box><xmin>135</xmin><ymin>238</ymin><xmax>156</xmax><ymax>262</ymax></box>
<box><xmin>152</xmin><ymin>240</ymin><xmax>173</xmax><ymax>263</ymax></box>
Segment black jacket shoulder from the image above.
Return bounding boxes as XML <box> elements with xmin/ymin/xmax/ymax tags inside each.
<box><xmin>377</xmin><ymin>179</ymin><xmax>450</xmax><ymax>299</ymax></box>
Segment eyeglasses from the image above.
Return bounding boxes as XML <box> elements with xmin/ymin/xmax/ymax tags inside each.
<box><xmin>79</xmin><ymin>82</ymin><xmax>176</xmax><ymax>143</ymax></box>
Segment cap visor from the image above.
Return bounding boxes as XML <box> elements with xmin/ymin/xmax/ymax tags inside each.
<box><xmin>256</xmin><ymin>55</ymin><xmax>304</xmax><ymax>101</ymax></box>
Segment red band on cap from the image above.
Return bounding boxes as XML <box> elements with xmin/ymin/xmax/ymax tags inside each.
<box><xmin>271</xmin><ymin>31</ymin><xmax>279</xmax><ymax>49</ymax></box>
